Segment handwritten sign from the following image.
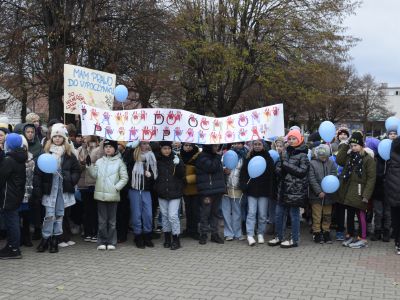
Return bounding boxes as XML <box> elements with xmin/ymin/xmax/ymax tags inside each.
<box><xmin>64</xmin><ymin>64</ymin><xmax>116</xmax><ymax>114</ymax></box>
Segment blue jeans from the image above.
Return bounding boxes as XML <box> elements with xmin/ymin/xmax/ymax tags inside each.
<box><xmin>275</xmin><ymin>203</ymin><xmax>300</xmax><ymax>243</ymax></box>
<box><xmin>42</xmin><ymin>193</ymin><xmax>65</xmax><ymax>239</ymax></box>
<box><xmin>222</xmin><ymin>195</ymin><xmax>242</xmax><ymax>238</ymax></box>
<box><xmin>159</xmin><ymin>198</ymin><xmax>181</xmax><ymax>235</ymax></box>
<box><xmin>246</xmin><ymin>196</ymin><xmax>269</xmax><ymax>236</ymax></box>
<box><xmin>1</xmin><ymin>209</ymin><xmax>20</xmax><ymax>249</ymax></box>
<box><xmin>268</xmin><ymin>199</ymin><xmax>277</xmax><ymax>224</ymax></box>
<box><xmin>129</xmin><ymin>189</ymin><xmax>152</xmax><ymax>235</ymax></box>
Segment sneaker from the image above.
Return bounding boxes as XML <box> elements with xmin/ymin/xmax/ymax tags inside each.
<box><xmin>342</xmin><ymin>237</ymin><xmax>354</xmax><ymax>247</ymax></box>
<box><xmin>90</xmin><ymin>236</ymin><xmax>98</xmax><ymax>243</ymax></box>
<box><xmin>257</xmin><ymin>234</ymin><xmax>265</xmax><ymax>244</ymax></box>
<box><xmin>97</xmin><ymin>244</ymin><xmax>106</xmax><ymax>250</ymax></box>
<box><xmin>66</xmin><ymin>241</ymin><xmax>76</xmax><ymax>246</ymax></box>
<box><xmin>210</xmin><ymin>233</ymin><xmax>224</xmax><ymax>244</ymax></box>
<box><xmin>0</xmin><ymin>245</ymin><xmax>22</xmax><ymax>259</ymax></box>
<box><xmin>238</xmin><ymin>235</ymin><xmax>246</xmax><ymax>241</ymax></box>
<box><xmin>247</xmin><ymin>236</ymin><xmax>256</xmax><ymax>246</ymax></box>
<box><xmin>58</xmin><ymin>242</ymin><xmax>69</xmax><ymax>248</ymax></box>
<box><xmin>323</xmin><ymin>232</ymin><xmax>332</xmax><ymax>244</ymax></box>
<box><xmin>280</xmin><ymin>239</ymin><xmax>298</xmax><ymax>249</ymax></box>
<box><xmin>349</xmin><ymin>239</ymin><xmax>368</xmax><ymax>249</ymax></box>
<box><xmin>84</xmin><ymin>236</ymin><xmax>92</xmax><ymax>242</ymax></box>
<box><xmin>107</xmin><ymin>245</ymin><xmax>116</xmax><ymax>250</ymax></box>
<box><xmin>336</xmin><ymin>232</ymin><xmax>345</xmax><ymax>241</ymax></box>
<box><xmin>268</xmin><ymin>237</ymin><xmax>281</xmax><ymax>246</ymax></box>
<box><xmin>313</xmin><ymin>232</ymin><xmax>322</xmax><ymax>244</ymax></box>
<box><xmin>225</xmin><ymin>236</ymin><xmax>234</xmax><ymax>241</ymax></box>
<box><xmin>396</xmin><ymin>245</ymin><xmax>400</xmax><ymax>255</ymax></box>
<box><xmin>199</xmin><ymin>234</ymin><xmax>208</xmax><ymax>245</ymax></box>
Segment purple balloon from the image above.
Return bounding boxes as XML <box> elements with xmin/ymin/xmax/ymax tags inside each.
<box><xmin>365</xmin><ymin>137</ymin><xmax>380</xmax><ymax>154</ymax></box>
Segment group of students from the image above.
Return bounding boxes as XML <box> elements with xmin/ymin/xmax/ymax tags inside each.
<box><xmin>1</xmin><ymin>113</ymin><xmax>400</xmax><ymax>260</ymax></box>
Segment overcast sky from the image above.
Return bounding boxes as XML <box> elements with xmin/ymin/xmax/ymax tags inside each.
<box><xmin>344</xmin><ymin>0</ymin><xmax>400</xmax><ymax>85</ymax></box>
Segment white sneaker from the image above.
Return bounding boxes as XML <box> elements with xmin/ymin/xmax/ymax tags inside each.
<box><xmin>107</xmin><ymin>245</ymin><xmax>116</xmax><ymax>250</ymax></box>
<box><xmin>268</xmin><ymin>237</ymin><xmax>281</xmax><ymax>246</ymax></box>
<box><xmin>238</xmin><ymin>235</ymin><xmax>246</xmax><ymax>241</ymax></box>
<box><xmin>58</xmin><ymin>242</ymin><xmax>69</xmax><ymax>248</ymax></box>
<box><xmin>257</xmin><ymin>234</ymin><xmax>265</xmax><ymax>244</ymax></box>
<box><xmin>66</xmin><ymin>241</ymin><xmax>76</xmax><ymax>246</ymax></box>
<box><xmin>225</xmin><ymin>236</ymin><xmax>234</xmax><ymax>241</ymax></box>
<box><xmin>280</xmin><ymin>239</ymin><xmax>298</xmax><ymax>248</ymax></box>
<box><xmin>247</xmin><ymin>236</ymin><xmax>256</xmax><ymax>246</ymax></box>
<box><xmin>97</xmin><ymin>244</ymin><xmax>106</xmax><ymax>250</ymax></box>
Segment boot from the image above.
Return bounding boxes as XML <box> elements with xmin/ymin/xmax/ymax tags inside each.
<box><xmin>382</xmin><ymin>229</ymin><xmax>391</xmax><ymax>242</ymax></box>
<box><xmin>49</xmin><ymin>236</ymin><xmax>59</xmax><ymax>253</ymax></box>
<box><xmin>37</xmin><ymin>238</ymin><xmax>49</xmax><ymax>252</ymax></box>
<box><xmin>32</xmin><ymin>228</ymin><xmax>42</xmax><ymax>241</ymax></box>
<box><xmin>134</xmin><ymin>234</ymin><xmax>145</xmax><ymax>249</ymax></box>
<box><xmin>170</xmin><ymin>235</ymin><xmax>181</xmax><ymax>250</ymax></box>
<box><xmin>370</xmin><ymin>230</ymin><xmax>381</xmax><ymax>241</ymax></box>
<box><xmin>144</xmin><ymin>233</ymin><xmax>154</xmax><ymax>247</ymax></box>
<box><xmin>163</xmin><ymin>232</ymin><xmax>172</xmax><ymax>248</ymax></box>
<box><xmin>199</xmin><ymin>234</ymin><xmax>207</xmax><ymax>245</ymax></box>
<box><xmin>210</xmin><ymin>233</ymin><xmax>224</xmax><ymax>244</ymax></box>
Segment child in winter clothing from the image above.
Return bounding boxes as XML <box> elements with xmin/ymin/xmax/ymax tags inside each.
<box><xmin>336</xmin><ymin>131</ymin><xmax>376</xmax><ymax>249</ymax></box>
<box><xmin>308</xmin><ymin>144</ymin><xmax>337</xmax><ymax>244</ymax></box>
<box><xmin>0</xmin><ymin>134</ymin><xmax>27</xmax><ymax>259</ymax></box>
<box><xmin>33</xmin><ymin>124</ymin><xmax>81</xmax><ymax>253</ymax></box>
<box><xmin>88</xmin><ymin>139</ymin><xmax>128</xmax><ymax>250</ymax></box>
<box><xmin>155</xmin><ymin>141</ymin><xmax>185</xmax><ymax>250</ymax></box>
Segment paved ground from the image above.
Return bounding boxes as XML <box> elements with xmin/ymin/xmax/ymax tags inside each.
<box><xmin>1</xmin><ymin>226</ymin><xmax>400</xmax><ymax>300</ymax></box>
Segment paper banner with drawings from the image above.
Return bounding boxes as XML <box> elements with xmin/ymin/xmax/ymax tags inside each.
<box><xmin>64</xmin><ymin>64</ymin><xmax>116</xmax><ymax>114</ymax></box>
<box><xmin>80</xmin><ymin>103</ymin><xmax>285</xmax><ymax>144</ymax></box>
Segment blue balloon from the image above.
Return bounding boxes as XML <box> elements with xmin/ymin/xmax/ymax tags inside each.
<box><xmin>321</xmin><ymin>175</ymin><xmax>340</xmax><ymax>193</ymax></box>
<box><xmin>248</xmin><ymin>156</ymin><xmax>267</xmax><ymax>178</ymax></box>
<box><xmin>114</xmin><ymin>85</ymin><xmax>128</xmax><ymax>102</ymax></box>
<box><xmin>268</xmin><ymin>150</ymin><xmax>279</xmax><ymax>164</ymax></box>
<box><xmin>37</xmin><ymin>153</ymin><xmax>58</xmax><ymax>174</ymax></box>
<box><xmin>319</xmin><ymin>121</ymin><xmax>336</xmax><ymax>143</ymax></box>
<box><xmin>385</xmin><ymin>116</ymin><xmax>399</xmax><ymax>131</ymax></box>
<box><xmin>223</xmin><ymin>150</ymin><xmax>239</xmax><ymax>169</ymax></box>
<box><xmin>378</xmin><ymin>139</ymin><xmax>392</xmax><ymax>161</ymax></box>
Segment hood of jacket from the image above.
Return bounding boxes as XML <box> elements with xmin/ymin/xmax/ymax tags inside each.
<box><xmin>7</xmin><ymin>149</ymin><xmax>28</xmax><ymax>163</ymax></box>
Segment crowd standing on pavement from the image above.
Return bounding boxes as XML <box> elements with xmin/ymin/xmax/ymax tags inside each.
<box><xmin>1</xmin><ymin>112</ymin><xmax>400</xmax><ymax>260</ymax></box>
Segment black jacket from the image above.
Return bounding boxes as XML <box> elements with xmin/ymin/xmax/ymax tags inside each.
<box><xmin>33</xmin><ymin>152</ymin><xmax>81</xmax><ymax>199</ymax></box>
<box><xmin>155</xmin><ymin>153</ymin><xmax>185</xmax><ymax>200</ymax></box>
<box><xmin>386</xmin><ymin>137</ymin><xmax>400</xmax><ymax>207</ymax></box>
<box><xmin>240</xmin><ymin>150</ymin><xmax>275</xmax><ymax>197</ymax></box>
<box><xmin>276</xmin><ymin>144</ymin><xmax>310</xmax><ymax>207</ymax></box>
<box><xmin>0</xmin><ymin>150</ymin><xmax>27</xmax><ymax>210</ymax></box>
<box><xmin>123</xmin><ymin>147</ymin><xmax>155</xmax><ymax>191</ymax></box>
<box><xmin>372</xmin><ymin>156</ymin><xmax>386</xmax><ymax>201</ymax></box>
<box><xmin>195</xmin><ymin>150</ymin><xmax>225</xmax><ymax>196</ymax></box>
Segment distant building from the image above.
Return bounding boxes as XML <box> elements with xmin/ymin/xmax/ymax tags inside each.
<box><xmin>0</xmin><ymin>86</ymin><xmax>22</xmax><ymax>124</ymax></box>
<box><xmin>382</xmin><ymin>83</ymin><xmax>400</xmax><ymax>117</ymax></box>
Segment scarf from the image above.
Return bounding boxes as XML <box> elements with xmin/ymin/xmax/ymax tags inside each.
<box><xmin>131</xmin><ymin>151</ymin><xmax>158</xmax><ymax>190</ymax></box>
<box><xmin>49</xmin><ymin>144</ymin><xmax>65</xmax><ymax>168</ymax></box>
<box><xmin>343</xmin><ymin>152</ymin><xmax>363</xmax><ymax>180</ymax></box>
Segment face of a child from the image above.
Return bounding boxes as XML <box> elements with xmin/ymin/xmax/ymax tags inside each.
<box><xmin>52</xmin><ymin>135</ymin><xmax>64</xmax><ymax>146</ymax></box>
<box><xmin>287</xmin><ymin>136</ymin><xmax>299</xmax><ymax>147</ymax></box>
<box><xmin>161</xmin><ymin>146</ymin><xmax>172</xmax><ymax>156</ymax></box>
<box><xmin>319</xmin><ymin>155</ymin><xmax>328</xmax><ymax>162</ymax></box>
<box><xmin>338</xmin><ymin>133</ymin><xmax>348</xmax><ymax>142</ymax></box>
<box><xmin>388</xmin><ymin>132</ymin><xmax>398</xmax><ymax>140</ymax></box>
<box><xmin>252</xmin><ymin>141</ymin><xmax>264</xmax><ymax>152</ymax></box>
<box><xmin>275</xmin><ymin>142</ymin><xmax>284</xmax><ymax>154</ymax></box>
<box><xmin>183</xmin><ymin>143</ymin><xmax>193</xmax><ymax>152</ymax></box>
<box><xmin>140</xmin><ymin>142</ymin><xmax>150</xmax><ymax>152</ymax></box>
<box><xmin>212</xmin><ymin>145</ymin><xmax>220</xmax><ymax>154</ymax></box>
<box><xmin>75</xmin><ymin>136</ymin><xmax>83</xmax><ymax>144</ymax></box>
<box><xmin>0</xmin><ymin>131</ymin><xmax>5</xmax><ymax>145</ymax></box>
<box><xmin>350</xmin><ymin>143</ymin><xmax>362</xmax><ymax>153</ymax></box>
<box><xmin>104</xmin><ymin>145</ymin><xmax>115</xmax><ymax>156</ymax></box>
<box><xmin>232</xmin><ymin>143</ymin><xmax>244</xmax><ymax>150</ymax></box>
<box><xmin>25</xmin><ymin>127</ymin><xmax>35</xmax><ymax>141</ymax></box>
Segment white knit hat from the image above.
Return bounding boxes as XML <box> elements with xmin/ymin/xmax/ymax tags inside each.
<box><xmin>51</xmin><ymin>123</ymin><xmax>68</xmax><ymax>139</ymax></box>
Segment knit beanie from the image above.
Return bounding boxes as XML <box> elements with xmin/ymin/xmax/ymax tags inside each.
<box><xmin>103</xmin><ymin>139</ymin><xmax>118</xmax><ymax>152</ymax></box>
<box><xmin>5</xmin><ymin>133</ymin><xmax>23</xmax><ymax>151</ymax></box>
<box><xmin>349</xmin><ymin>131</ymin><xmax>364</xmax><ymax>147</ymax></box>
<box><xmin>287</xmin><ymin>130</ymin><xmax>304</xmax><ymax>147</ymax></box>
<box><xmin>159</xmin><ymin>141</ymin><xmax>173</xmax><ymax>148</ymax></box>
<box><xmin>315</xmin><ymin>144</ymin><xmax>330</xmax><ymax>158</ymax></box>
<box><xmin>51</xmin><ymin>123</ymin><xmax>68</xmax><ymax>139</ymax></box>
<box><xmin>0</xmin><ymin>123</ymin><xmax>9</xmax><ymax>134</ymax></box>
<box><xmin>25</xmin><ymin>112</ymin><xmax>40</xmax><ymax>123</ymax></box>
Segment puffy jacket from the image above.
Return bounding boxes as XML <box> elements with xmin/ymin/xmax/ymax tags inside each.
<box><xmin>308</xmin><ymin>158</ymin><xmax>337</xmax><ymax>205</ymax></box>
<box><xmin>336</xmin><ymin>143</ymin><xmax>376</xmax><ymax>210</ymax></box>
<box><xmin>0</xmin><ymin>150</ymin><xmax>27</xmax><ymax>210</ymax></box>
<box><xmin>240</xmin><ymin>150</ymin><xmax>275</xmax><ymax>198</ymax></box>
<box><xmin>155</xmin><ymin>153</ymin><xmax>185</xmax><ymax>200</ymax></box>
<box><xmin>88</xmin><ymin>154</ymin><xmax>128</xmax><ymax>202</ymax></box>
<box><xmin>33</xmin><ymin>152</ymin><xmax>81</xmax><ymax>199</ymax></box>
<box><xmin>276</xmin><ymin>144</ymin><xmax>310</xmax><ymax>207</ymax></box>
<box><xmin>180</xmin><ymin>146</ymin><xmax>200</xmax><ymax>196</ymax></box>
<box><xmin>385</xmin><ymin>137</ymin><xmax>400</xmax><ymax>207</ymax></box>
<box><xmin>195</xmin><ymin>150</ymin><xmax>225</xmax><ymax>196</ymax></box>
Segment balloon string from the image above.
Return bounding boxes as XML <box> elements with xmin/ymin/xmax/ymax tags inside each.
<box><xmin>247</xmin><ymin>178</ymin><xmax>251</xmax><ymax>184</ymax></box>
<box><xmin>122</xmin><ymin>102</ymin><xmax>125</xmax><ymax>110</ymax></box>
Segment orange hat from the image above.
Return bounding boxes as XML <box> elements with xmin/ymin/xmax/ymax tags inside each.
<box><xmin>287</xmin><ymin>130</ymin><xmax>304</xmax><ymax>147</ymax></box>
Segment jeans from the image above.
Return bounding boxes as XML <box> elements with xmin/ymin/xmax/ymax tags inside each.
<box><xmin>373</xmin><ymin>199</ymin><xmax>391</xmax><ymax>232</ymax></box>
<box><xmin>246</xmin><ymin>196</ymin><xmax>268</xmax><ymax>236</ymax></box>
<box><xmin>222</xmin><ymin>195</ymin><xmax>242</xmax><ymax>238</ymax></box>
<box><xmin>183</xmin><ymin>195</ymin><xmax>200</xmax><ymax>234</ymax></box>
<box><xmin>2</xmin><ymin>209</ymin><xmax>20</xmax><ymax>249</ymax></box>
<box><xmin>268</xmin><ymin>199</ymin><xmax>277</xmax><ymax>225</ymax></box>
<box><xmin>97</xmin><ymin>202</ymin><xmax>118</xmax><ymax>246</ymax></box>
<box><xmin>81</xmin><ymin>187</ymin><xmax>98</xmax><ymax>237</ymax></box>
<box><xmin>200</xmin><ymin>194</ymin><xmax>222</xmax><ymax>235</ymax></box>
<box><xmin>42</xmin><ymin>193</ymin><xmax>65</xmax><ymax>239</ymax></box>
<box><xmin>275</xmin><ymin>203</ymin><xmax>300</xmax><ymax>243</ymax></box>
<box><xmin>129</xmin><ymin>189</ymin><xmax>153</xmax><ymax>234</ymax></box>
<box><xmin>159</xmin><ymin>198</ymin><xmax>181</xmax><ymax>235</ymax></box>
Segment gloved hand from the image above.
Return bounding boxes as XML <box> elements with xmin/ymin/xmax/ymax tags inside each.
<box><xmin>173</xmin><ymin>155</ymin><xmax>179</xmax><ymax>165</ymax></box>
<box><xmin>86</xmin><ymin>155</ymin><xmax>91</xmax><ymax>166</ymax></box>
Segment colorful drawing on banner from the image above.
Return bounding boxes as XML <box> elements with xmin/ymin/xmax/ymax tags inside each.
<box><xmin>64</xmin><ymin>64</ymin><xmax>116</xmax><ymax>114</ymax></box>
<box><xmin>80</xmin><ymin>103</ymin><xmax>285</xmax><ymax>144</ymax></box>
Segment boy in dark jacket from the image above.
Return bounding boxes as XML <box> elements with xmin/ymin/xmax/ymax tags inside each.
<box><xmin>196</xmin><ymin>144</ymin><xmax>225</xmax><ymax>245</ymax></box>
<box><xmin>0</xmin><ymin>133</ymin><xmax>27</xmax><ymax>259</ymax></box>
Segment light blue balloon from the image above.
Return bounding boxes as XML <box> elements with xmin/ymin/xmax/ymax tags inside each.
<box><xmin>114</xmin><ymin>85</ymin><xmax>128</xmax><ymax>102</ymax></box>
<box><xmin>321</xmin><ymin>175</ymin><xmax>340</xmax><ymax>193</ymax></box>
<box><xmin>398</xmin><ymin>124</ymin><xmax>400</xmax><ymax>136</ymax></box>
<box><xmin>378</xmin><ymin>139</ymin><xmax>392</xmax><ymax>161</ymax></box>
<box><xmin>319</xmin><ymin>121</ymin><xmax>336</xmax><ymax>143</ymax></box>
<box><xmin>37</xmin><ymin>153</ymin><xmax>58</xmax><ymax>174</ymax></box>
<box><xmin>268</xmin><ymin>150</ymin><xmax>279</xmax><ymax>164</ymax></box>
<box><xmin>248</xmin><ymin>156</ymin><xmax>267</xmax><ymax>178</ymax></box>
<box><xmin>385</xmin><ymin>116</ymin><xmax>399</xmax><ymax>131</ymax></box>
<box><xmin>223</xmin><ymin>150</ymin><xmax>239</xmax><ymax>169</ymax></box>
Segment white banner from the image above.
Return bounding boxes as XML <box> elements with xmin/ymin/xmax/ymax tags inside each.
<box><xmin>64</xmin><ymin>64</ymin><xmax>116</xmax><ymax>114</ymax></box>
<box><xmin>80</xmin><ymin>103</ymin><xmax>285</xmax><ymax>144</ymax></box>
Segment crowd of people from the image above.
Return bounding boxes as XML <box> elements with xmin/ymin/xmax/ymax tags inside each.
<box><xmin>1</xmin><ymin>112</ymin><xmax>400</xmax><ymax>260</ymax></box>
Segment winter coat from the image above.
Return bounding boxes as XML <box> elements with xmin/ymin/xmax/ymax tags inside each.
<box><xmin>240</xmin><ymin>150</ymin><xmax>275</xmax><ymax>198</ymax></box>
<box><xmin>23</xmin><ymin>124</ymin><xmax>43</xmax><ymax>160</ymax></box>
<box><xmin>225</xmin><ymin>158</ymin><xmax>244</xmax><ymax>198</ymax></box>
<box><xmin>195</xmin><ymin>151</ymin><xmax>225</xmax><ymax>196</ymax></box>
<box><xmin>181</xmin><ymin>149</ymin><xmax>200</xmax><ymax>196</ymax></box>
<box><xmin>123</xmin><ymin>147</ymin><xmax>155</xmax><ymax>191</ymax></box>
<box><xmin>88</xmin><ymin>154</ymin><xmax>128</xmax><ymax>202</ymax></box>
<box><xmin>0</xmin><ymin>149</ymin><xmax>27</xmax><ymax>210</ymax></box>
<box><xmin>372</xmin><ymin>156</ymin><xmax>386</xmax><ymax>201</ymax></box>
<box><xmin>308</xmin><ymin>158</ymin><xmax>337</xmax><ymax>205</ymax></box>
<box><xmin>77</xmin><ymin>145</ymin><xmax>104</xmax><ymax>188</ymax></box>
<box><xmin>155</xmin><ymin>153</ymin><xmax>185</xmax><ymax>200</ymax></box>
<box><xmin>336</xmin><ymin>143</ymin><xmax>376</xmax><ymax>211</ymax></box>
<box><xmin>276</xmin><ymin>144</ymin><xmax>310</xmax><ymax>207</ymax></box>
<box><xmin>385</xmin><ymin>137</ymin><xmax>400</xmax><ymax>207</ymax></box>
